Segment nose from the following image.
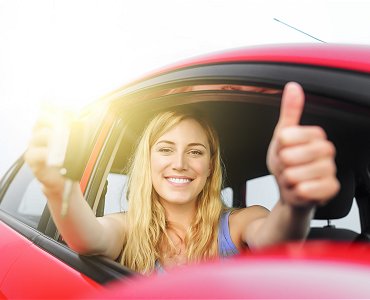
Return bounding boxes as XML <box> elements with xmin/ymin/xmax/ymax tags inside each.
<box><xmin>172</xmin><ymin>152</ymin><xmax>187</xmax><ymax>171</ymax></box>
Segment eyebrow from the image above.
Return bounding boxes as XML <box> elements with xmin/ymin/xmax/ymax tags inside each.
<box><xmin>156</xmin><ymin>140</ymin><xmax>207</xmax><ymax>149</ymax></box>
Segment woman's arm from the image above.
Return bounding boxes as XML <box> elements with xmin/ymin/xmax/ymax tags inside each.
<box><xmin>234</xmin><ymin>82</ymin><xmax>339</xmax><ymax>249</ymax></box>
<box><xmin>24</xmin><ymin>118</ymin><xmax>127</xmax><ymax>260</ymax></box>
<box><xmin>239</xmin><ymin>203</ymin><xmax>315</xmax><ymax>249</ymax></box>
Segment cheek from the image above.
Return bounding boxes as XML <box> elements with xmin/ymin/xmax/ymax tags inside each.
<box><xmin>194</xmin><ymin>159</ymin><xmax>211</xmax><ymax>177</ymax></box>
<box><xmin>150</xmin><ymin>153</ymin><xmax>168</xmax><ymax>175</ymax></box>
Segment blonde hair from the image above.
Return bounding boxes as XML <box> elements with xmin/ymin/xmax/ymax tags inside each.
<box><xmin>121</xmin><ymin>109</ymin><xmax>225</xmax><ymax>274</ymax></box>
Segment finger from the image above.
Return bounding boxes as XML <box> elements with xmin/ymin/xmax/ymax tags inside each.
<box><xmin>276</xmin><ymin>82</ymin><xmax>305</xmax><ymax>130</ymax></box>
<box><xmin>278</xmin><ymin>126</ymin><xmax>327</xmax><ymax>147</ymax></box>
<box><xmin>32</xmin><ymin>115</ymin><xmax>55</xmax><ymax>133</ymax></box>
<box><xmin>295</xmin><ymin>177</ymin><xmax>340</xmax><ymax>203</ymax></box>
<box><xmin>29</xmin><ymin>127</ymin><xmax>51</xmax><ymax>147</ymax></box>
<box><xmin>24</xmin><ymin>147</ymin><xmax>48</xmax><ymax>168</ymax></box>
<box><xmin>279</xmin><ymin>139</ymin><xmax>335</xmax><ymax>166</ymax></box>
<box><xmin>280</xmin><ymin>158</ymin><xmax>337</xmax><ymax>186</ymax></box>
<box><xmin>24</xmin><ymin>147</ymin><xmax>65</xmax><ymax>187</ymax></box>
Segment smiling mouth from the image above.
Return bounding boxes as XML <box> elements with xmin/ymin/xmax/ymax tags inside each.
<box><xmin>166</xmin><ymin>177</ymin><xmax>193</xmax><ymax>184</ymax></box>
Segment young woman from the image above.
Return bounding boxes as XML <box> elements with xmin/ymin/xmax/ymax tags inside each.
<box><xmin>25</xmin><ymin>82</ymin><xmax>339</xmax><ymax>274</ymax></box>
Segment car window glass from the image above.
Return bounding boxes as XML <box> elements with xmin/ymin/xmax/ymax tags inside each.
<box><xmin>246</xmin><ymin>175</ymin><xmax>279</xmax><ymax>210</ymax></box>
<box><xmin>18</xmin><ymin>179</ymin><xmax>47</xmax><ymax>217</ymax></box>
<box><xmin>0</xmin><ymin>164</ymin><xmax>47</xmax><ymax>228</ymax></box>
<box><xmin>104</xmin><ymin>173</ymin><xmax>233</xmax><ymax>215</ymax></box>
<box><xmin>221</xmin><ymin>187</ymin><xmax>233</xmax><ymax>208</ymax></box>
<box><xmin>246</xmin><ymin>175</ymin><xmax>361</xmax><ymax>233</ymax></box>
<box><xmin>104</xmin><ymin>173</ymin><xmax>128</xmax><ymax>215</ymax></box>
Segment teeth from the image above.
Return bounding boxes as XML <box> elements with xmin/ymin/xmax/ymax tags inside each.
<box><xmin>167</xmin><ymin>177</ymin><xmax>191</xmax><ymax>184</ymax></box>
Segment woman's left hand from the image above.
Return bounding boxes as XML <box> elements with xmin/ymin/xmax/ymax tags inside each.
<box><xmin>267</xmin><ymin>82</ymin><xmax>340</xmax><ymax>207</ymax></box>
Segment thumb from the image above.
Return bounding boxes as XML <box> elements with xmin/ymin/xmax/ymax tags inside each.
<box><xmin>276</xmin><ymin>82</ymin><xmax>305</xmax><ymax>130</ymax></box>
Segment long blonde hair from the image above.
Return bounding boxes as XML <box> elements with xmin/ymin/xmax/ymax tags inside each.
<box><xmin>121</xmin><ymin>109</ymin><xmax>225</xmax><ymax>274</ymax></box>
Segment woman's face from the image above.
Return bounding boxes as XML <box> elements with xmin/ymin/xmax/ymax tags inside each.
<box><xmin>151</xmin><ymin>118</ymin><xmax>211</xmax><ymax>207</ymax></box>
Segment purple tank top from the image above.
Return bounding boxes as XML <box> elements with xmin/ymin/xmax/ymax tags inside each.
<box><xmin>156</xmin><ymin>211</ymin><xmax>239</xmax><ymax>272</ymax></box>
<box><xmin>218</xmin><ymin>210</ymin><xmax>239</xmax><ymax>257</ymax></box>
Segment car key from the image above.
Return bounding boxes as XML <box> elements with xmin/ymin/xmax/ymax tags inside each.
<box><xmin>61</xmin><ymin>178</ymin><xmax>74</xmax><ymax>217</ymax></box>
<box><xmin>59</xmin><ymin>118</ymin><xmax>90</xmax><ymax>218</ymax></box>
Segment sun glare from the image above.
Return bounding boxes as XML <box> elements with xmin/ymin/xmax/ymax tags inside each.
<box><xmin>1</xmin><ymin>0</ymin><xmax>370</xmax><ymax>178</ymax></box>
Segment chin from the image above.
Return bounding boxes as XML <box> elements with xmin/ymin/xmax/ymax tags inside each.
<box><xmin>160</xmin><ymin>195</ymin><xmax>196</xmax><ymax>205</ymax></box>
<box><xmin>166</xmin><ymin>198</ymin><xmax>193</xmax><ymax>205</ymax></box>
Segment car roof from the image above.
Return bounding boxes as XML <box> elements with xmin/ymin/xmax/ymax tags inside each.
<box><xmin>98</xmin><ymin>43</ymin><xmax>370</xmax><ymax>111</ymax></box>
<box><xmin>126</xmin><ymin>44</ymin><xmax>370</xmax><ymax>88</ymax></box>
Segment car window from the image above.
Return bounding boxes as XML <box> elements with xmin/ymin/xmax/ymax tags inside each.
<box><xmin>104</xmin><ymin>173</ymin><xmax>128</xmax><ymax>215</ymax></box>
<box><xmin>104</xmin><ymin>173</ymin><xmax>233</xmax><ymax>215</ymax></box>
<box><xmin>0</xmin><ymin>164</ymin><xmax>47</xmax><ymax>229</ymax></box>
<box><xmin>246</xmin><ymin>175</ymin><xmax>361</xmax><ymax>233</ymax></box>
<box><xmin>221</xmin><ymin>187</ymin><xmax>233</xmax><ymax>208</ymax></box>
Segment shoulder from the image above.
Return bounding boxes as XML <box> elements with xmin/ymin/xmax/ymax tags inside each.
<box><xmin>230</xmin><ymin>205</ymin><xmax>269</xmax><ymax>223</ymax></box>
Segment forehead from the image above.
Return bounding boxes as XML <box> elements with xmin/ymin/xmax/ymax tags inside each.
<box><xmin>157</xmin><ymin>118</ymin><xmax>209</xmax><ymax>145</ymax></box>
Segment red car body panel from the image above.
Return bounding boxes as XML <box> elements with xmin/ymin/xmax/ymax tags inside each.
<box><xmin>126</xmin><ymin>44</ymin><xmax>370</xmax><ymax>88</ymax></box>
<box><xmin>80</xmin><ymin>114</ymin><xmax>114</xmax><ymax>193</ymax></box>
<box><xmin>0</xmin><ymin>222</ymin><xmax>101</xmax><ymax>299</ymax></box>
<box><xmin>163</xmin><ymin>44</ymin><xmax>370</xmax><ymax>73</ymax></box>
<box><xmin>0</xmin><ymin>221</ymin><xmax>32</xmax><ymax>286</ymax></box>
<box><xmin>88</xmin><ymin>242</ymin><xmax>370</xmax><ymax>298</ymax></box>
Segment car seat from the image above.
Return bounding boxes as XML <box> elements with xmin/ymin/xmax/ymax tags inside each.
<box><xmin>307</xmin><ymin>166</ymin><xmax>359</xmax><ymax>241</ymax></box>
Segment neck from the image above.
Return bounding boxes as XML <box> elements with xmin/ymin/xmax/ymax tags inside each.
<box><xmin>160</xmin><ymin>200</ymin><xmax>197</xmax><ymax>231</ymax></box>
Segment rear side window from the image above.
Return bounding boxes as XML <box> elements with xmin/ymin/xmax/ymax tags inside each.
<box><xmin>0</xmin><ymin>164</ymin><xmax>47</xmax><ymax>228</ymax></box>
<box><xmin>246</xmin><ymin>175</ymin><xmax>361</xmax><ymax>233</ymax></box>
<box><xmin>104</xmin><ymin>173</ymin><xmax>128</xmax><ymax>215</ymax></box>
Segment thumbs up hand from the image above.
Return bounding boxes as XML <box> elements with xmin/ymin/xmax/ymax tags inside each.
<box><xmin>267</xmin><ymin>82</ymin><xmax>340</xmax><ymax>207</ymax></box>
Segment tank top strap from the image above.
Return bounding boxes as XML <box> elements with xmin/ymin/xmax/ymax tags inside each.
<box><xmin>218</xmin><ymin>210</ymin><xmax>239</xmax><ymax>257</ymax></box>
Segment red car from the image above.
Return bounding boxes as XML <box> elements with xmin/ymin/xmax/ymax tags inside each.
<box><xmin>1</xmin><ymin>44</ymin><xmax>370</xmax><ymax>298</ymax></box>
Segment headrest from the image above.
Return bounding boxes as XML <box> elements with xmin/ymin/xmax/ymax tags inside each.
<box><xmin>314</xmin><ymin>166</ymin><xmax>355</xmax><ymax>220</ymax></box>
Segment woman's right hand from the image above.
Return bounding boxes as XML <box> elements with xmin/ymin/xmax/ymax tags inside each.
<box><xmin>24</xmin><ymin>118</ymin><xmax>65</xmax><ymax>198</ymax></box>
<box><xmin>24</xmin><ymin>113</ymin><xmax>126</xmax><ymax>260</ymax></box>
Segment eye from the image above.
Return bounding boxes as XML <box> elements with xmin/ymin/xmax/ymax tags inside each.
<box><xmin>158</xmin><ymin>147</ymin><xmax>173</xmax><ymax>154</ymax></box>
<box><xmin>189</xmin><ymin>149</ymin><xmax>203</xmax><ymax>156</ymax></box>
